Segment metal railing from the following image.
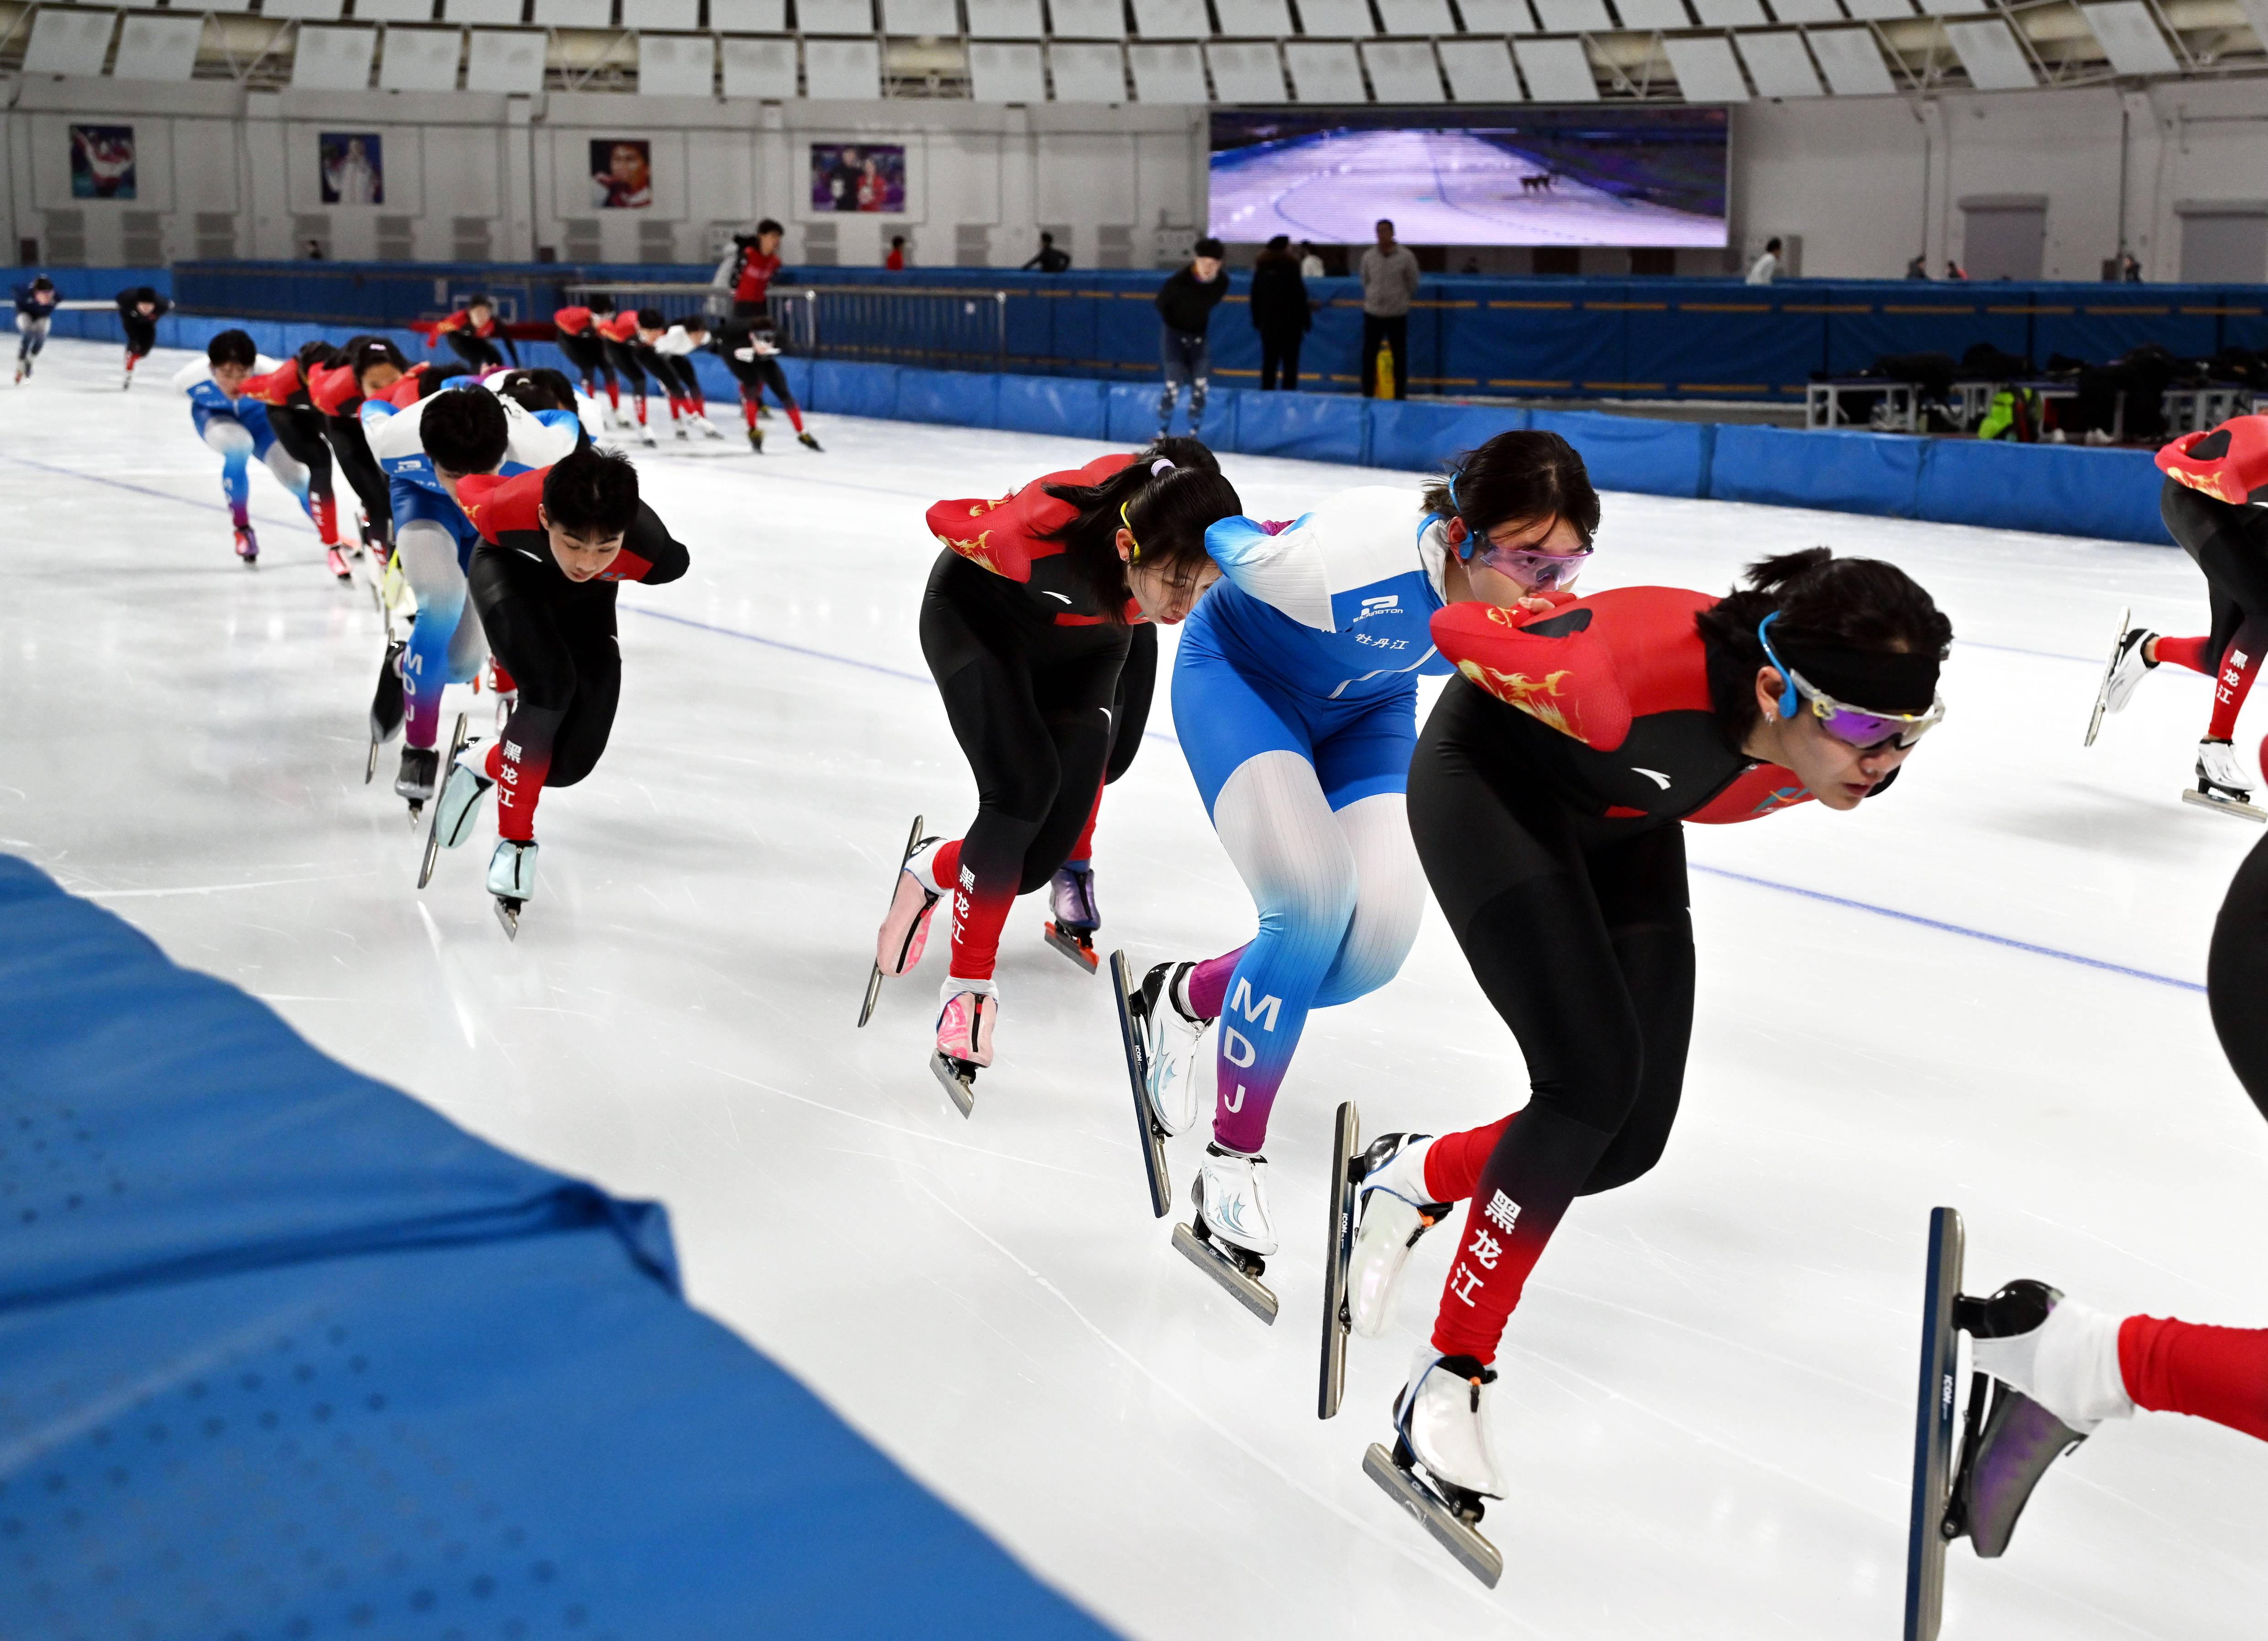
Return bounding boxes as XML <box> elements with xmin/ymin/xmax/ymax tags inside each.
<box><xmin>767</xmin><ymin>285</ymin><xmax>1009</xmax><ymax>374</ymax></box>
<box><xmin>560</xmin><ymin>280</ymin><xmax>730</xmax><ymax>324</ymax></box>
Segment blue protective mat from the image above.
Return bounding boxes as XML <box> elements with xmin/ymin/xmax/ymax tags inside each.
<box><xmin>0</xmin><ymin>856</ymin><xmax>1119</xmax><ymax>1641</ymax></box>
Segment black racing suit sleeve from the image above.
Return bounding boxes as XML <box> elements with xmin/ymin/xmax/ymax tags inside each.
<box><xmin>2210</xmin><ymin>830</ymin><xmax>2268</xmax><ymax>1126</ymax></box>
<box><xmin>1105</xmin><ymin>622</ymin><xmax>1157</xmax><ymax>785</ymax></box>
<box><xmin>622</xmin><ymin>503</ymin><xmax>689</xmax><ymax>586</ymax></box>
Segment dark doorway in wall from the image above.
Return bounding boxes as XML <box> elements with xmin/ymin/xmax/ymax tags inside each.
<box><xmin>1411</xmin><ymin>244</ymin><xmax>1448</xmax><ymax>274</ymax></box>
<box><xmin>1629</xmin><ymin>247</ymin><xmax>1675</xmax><ymax>276</ymax></box>
<box><xmin>1959</xmin><ymin>195</ymin><xmax>2046</xmax><ymax>282</ymax></box>
<box><xmin>1534</xmin><ymin>247</ymin><xmax>1579</xmax><ymax>276</ymax></box>
<box><xmin>18</xmin><ymin>239</ymin><xmax>37</xmax><ymax>266</ymax></box>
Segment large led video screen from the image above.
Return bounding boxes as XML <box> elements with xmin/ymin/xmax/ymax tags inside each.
<box><xmin>1209</xmin><ymin>107</ymin><xmax>1728</xmax><ymax>248</ymax></box>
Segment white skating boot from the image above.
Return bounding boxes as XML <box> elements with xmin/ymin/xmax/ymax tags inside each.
<box><xmin>874</xmin><ymin>837</ymin><xmax>945</xmax><ymax>978</ymax></box>
<box><xmin>1128</xmin><ymin>960</ymin><xmax>1209</xmax><ymax>1136</ymax></box>
<box><xmin>929</xmin><ymin>979</ymin><xmax>996</xmax><ymax>1117</ymax></box>
<box><xmin>1349</xmin><ymin>1133</ymin><xmax>1448</xmax><ymax>1339</ymax></box>
<box><xmin>1195</xmin><ymin>1142</ymin><xmax>1275</xmax><ymax>1257</ymax></box>
<box><xmin>1394</xmin><ymin>1345</ymin><xmax>1508</xmax><ymax>1502</ymax></box>
<box><xmin>696</xmin><ymin>414</ymin><xmax>728</xmax><ymax>441</ymax></box>
<box><xmin>636</xmin><ymin>420</ymin><xmax>657</xmax><ymax>448</ymax></box>
<box><xmin>488</xmin><ymin>839</ymin><xmax>537</xmax><ymax>938</ymax></box>
<box><xmin>434</xmin><ymin>740</ymin><xmax>495</xmax><ymax>849</ymax></box>
<box><xmin>2186</xmin><ymin>737</ymin><xmax>2262</xmax><ymax>820</ymax></box>
<box><xmin>2099</xmin><ymin>628</ymin><xmax>2155</xmax><ymax>717</ymax></box>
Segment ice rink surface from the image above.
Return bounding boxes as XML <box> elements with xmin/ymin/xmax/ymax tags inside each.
<box><xmin>1209</xmin><ymin>128</ymin><xmax>1725</xmax><ymax>248</ymax></box>
<box><xmin>5</xmin><ymin>339</ymin><xmax>2265</xmax><ymax>1640</ymax></box>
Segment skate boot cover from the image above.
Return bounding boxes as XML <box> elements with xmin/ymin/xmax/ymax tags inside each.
<box><xmin>2100</xmin><ymin>628</ymin><xmax>2156</xmax><ymax>716</ymax></box>
<box><xmin>1395</xmin><ymin>1347</ymin><xmax>1507</xmax><ymax>1501</ymax></box>
<box><xmin>2198</xmin><ymin>737</ymin><xmax>2253</xmax><ymax>799</ymax></box>
<box><xmin>747</xmin><ymin>426</ymin><xmax>765</xmax><ymax>453</ymax></box>
<box><xmin>1350</xmin><ymin>1134</ymin><xmax>1445</xmax><ymax>1340</ymax></box>
<box><xmin>395</xmin><ymin>745</ymin><xmax>440</xmax><ymax>804</ymax></box>
<box><xmin>799</xmin><ymin>431</ymin><xmax>824</xmax><ymax>452</ymax></box>
<box><xmin>1137</xmin><ymin>962</ymin><xmax>1208</xmax><ymax>1136</ymax></box>
<box><xmin>1196</xmin><ymin>1142</ymin><xmax>1276</xmax><ymax>1257</ymax></box>
<box><xmin>327</xmin><ymin>546</ymin><xmax>352</xmax><ymax>581</ymax></box>
<box><xmin>234</xmin><ymin>525</ymin><xmax>259</xmax><ymax>563</ymax></box>
<box><xmin>935</xmin><ymin>982</ymin><xmax>997</xmax><ymax>1069</ymax></box>
<box><xmin>487</xmin><ymin>839</ymin><xmax>538</xmax><ymax>901</ymax></box>
<box><xmin>876</xmin><ymin>840</ymin><xmax>945</xmax><ymax>976</ymax></box>
<box><xmin>435</xmin><ymin>742</ymin><xmax>497</xmax><ymax>849</ymax></box>
<box><xmin>1049</xmin><ymin>865</ymin><xmax>1099</xmax><ymax>933</ymax></box>
<box><xmin>1964</xmin><ymin>1281</ymin><xmax>2133</xmax><ymax>1435</ymax></box>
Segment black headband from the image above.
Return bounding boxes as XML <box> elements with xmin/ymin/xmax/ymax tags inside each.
<box><xmin>1775</xmin><ymin>635</ymin><xmax>1941</xmax><ymax>714</ymax></box>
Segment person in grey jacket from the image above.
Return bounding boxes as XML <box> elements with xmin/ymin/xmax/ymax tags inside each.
<box><xmin>1358</xmin><ymin>218</ymin><xmax>1420</xmax><ymax>399</ymax></box>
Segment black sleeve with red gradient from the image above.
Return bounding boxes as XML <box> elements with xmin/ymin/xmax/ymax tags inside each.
<box><xmin>461</xmin><ymin>468</ymin><xmax>689</xmax><ymax>589</ymax></box>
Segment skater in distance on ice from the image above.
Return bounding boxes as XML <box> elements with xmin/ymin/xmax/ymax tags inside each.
<box><xmin>2090</xmin><ymin>413</ymin><xmax>2268</xmax><ymax>819</ymax></box>
<box><xmin>864</xmin><ymin>441</ymin><xmax>1235</xmax><ymax>1114</ymax></box>
<box><xmin>1331</xmin><ymin>545</ymin><xmax>1952</xmax><ymax>1582</ymax></box>
<box><xmin>1119</xmin><ymin>430</ymin><xmax>1598</xmax><ymax>1326</ymax></box>
<box><xmin>172</xmin><ymin>329</ymin><xmax>318</xmax><ymax>567</ymax></box>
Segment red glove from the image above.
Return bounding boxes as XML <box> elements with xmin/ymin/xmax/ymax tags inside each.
<box><xmin>2158</xmin><ymin>417</ymin><xmax>2268</xmax><ymax>506</ymax></box>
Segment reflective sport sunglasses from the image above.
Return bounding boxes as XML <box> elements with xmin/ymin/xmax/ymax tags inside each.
<box><xmin>1757</xmin><ymin>614</ymin><xmax>1944</xmax><ymax>750</ymax></box>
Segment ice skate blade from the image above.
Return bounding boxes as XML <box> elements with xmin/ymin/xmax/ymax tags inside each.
<box><xmin>858</xmin><ymin>813</ymin><xmax>927</xmax><ymax>1027</ymax></box>
<box><xmin>1318</xmin><ymin>1100</ymin><xmax>1361</xmax><ymax>1420</ymax></box>
<box><xmin>1109</xmin><ymin>950</ymin><xmax>1173</xmax><ymax>1218</ymax></box>
<box><xmin>2082</xmin><ymin>604</ymin><xmax>2129</xmax><ymax>748</ymax></box>
<box><xmin>928</xmin><ymin>1051</ymin><xmax>977</xmax><ymax>1119</ymax></box>
<box><xmin>364</xmin><ymin>739</ymin><xmax>379</xmax><ymax>784</ymax></box>
<box><xmin>1361</xmin><ymin>1445</ymin><xmax>1501</xmax><ymax>1588</ymax></box>
<box><xmin>1171</xmin><ymin>1221</ymin><xmax>1278</xmax><ymax>1324</ymax></box>
<box><xmin>2182</xmin><ymin>786</ymin><xmax>2266</xmax><ymax>823</ymax></box>
<box><xmin>494</xmin><ymin>897</ymin><xmax>522</xmax><ymax>940</ymax></box>
<box><xmin>418</xmin><ymin>713</ymin><xmax>469</xmax><ymax>889</ymax></box>
<box><xmin>1041</xmin><ymin>920</ymin><xmax>1099</xmax><ymax>974</ymax></box>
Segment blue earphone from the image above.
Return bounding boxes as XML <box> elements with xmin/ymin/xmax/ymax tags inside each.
<box><xmin>1758</xmin><ymin>613</ymin><xmax>1804</xmax><ymax>717</ymax></box>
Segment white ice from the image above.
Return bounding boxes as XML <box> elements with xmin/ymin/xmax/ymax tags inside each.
<box><xmin>5</xmin><ymin>338</ymin><xmax>2264</xmax><ymax>1641</ymax></box>
<box><xmin>1209</xmin><ymin>128</ymin><xmax>1724</xmax><ymax>248</ymax></box>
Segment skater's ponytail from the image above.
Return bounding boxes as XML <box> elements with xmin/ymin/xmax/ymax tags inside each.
<box><xmin>1696</xmin><ymin>548</ymin><xmax>1952</xmax><ymax>742</ymax></box>
<box><xmin>1041</xmin><ymin>447</ymin><xmax>1240</xmax><ymax>624</ymax></box>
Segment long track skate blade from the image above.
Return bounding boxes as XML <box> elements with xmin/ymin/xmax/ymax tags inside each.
<box><xmin>1361</xmin><ymin>1444</ymin><xmax>1501</xmax><ymax>1588</ymax></box>
<box><xmin>494</xmin><ymin>898</ymin><xmax>521</xmax><ymax>941</ymax></box>
<box><xmin>417</xmin><ymin>712</ymin><xmax>469</xmax><ymax>890</ymax></box>
<box><xmin>1042</xmin><ymin>920</ymin><xmax>1099</xmax><ymax>974</ymax></box>
<box><xmin>1110</xmin><ymin>950</ymin><xmax>1173</xmax><ymax>1219</ymax></box>
<box><xmin>1903</xmin><ymin>1206</ymin><xmax>1966</xmax><ymax>1641</ymax></box>
<box><xmin>2083</xmin><ymin>603</ymin><xmax>2130</xmax><ymax>748</ymax></box>
<box><xmin>365</xmin><ymin>737</ymin><xmax>379</xmax><ymax>785</ymax></box>
<box><xmin>928</xmin><ymin>1051</ymin><xmax>976</xmax><ymax>1119</ymax></box>
<box><xmin>1319</xmin><ymin>1100</ymin><xmax>1362</xmax><ymax>1420</ymax></box>
<box><xmin>858</xmin><ymin>813</ymin><xmax>927</xmax><ymax>1026</ymax></box>
<box><xmin>2181</xmin><ymin>786</ymin><xmax>2268</xmax><ymax>823</ymax></box>
<box><xmin>1171</xmin><ymin>1222</ymin><xmax>1277</xmax><ymax>1325</ymax></box>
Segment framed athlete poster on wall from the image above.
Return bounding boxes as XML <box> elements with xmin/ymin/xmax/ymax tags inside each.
<box><xmin>809</xmin><ymin>143</ymin><xmax>906</xmax><ymax>215</ymax></box>
<box><xmin>590</xmin><ymin>140</ymin><xmax>654</xmax><ymax>210</ymax></box>
<box><xmin>69</xmin><ymin>125</ymin><xmax>136</xmax><ymax>200</ymax></box>
<box><xmin>319</xmin><ymin>133</ymin><xmax>384</xmax><ymax>206</ymax></box>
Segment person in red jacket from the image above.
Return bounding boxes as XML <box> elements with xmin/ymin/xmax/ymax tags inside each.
<box><xmin>552</xmin><ymin>295</ymin><xmax>621</xmax><ymax>421</ymax></box>
<box><xmin>428</xmin><ymin>446</ymin><xmax>688</xmax><ymax>935</ymax></box>
<box><xmin>240</xmin><ymin>341</ymin><xmax>348</xmax><ymax>575</ymax></box>
<box><xmin>307</xmin><ymin>336</ymin><xmax>411</xmax><ymax>555</ymax></box>
<box><xmin>725</xmin><ymin>219</ymin><xmax>783</xmax><ymax>319</ymax></box>
<box><xmin>430</xmin><ymin>294</ymin><xmax>520</xmax><ymax>372</ymax></box>
<box><xmin>2090</xmin><ymin>415</ymin><xmax>2268</xmax><ymax>815</ymax></box>
<box><xmin>1338</xmin><ymin>548</ymin><xmax>1952</xmax><ymax>1569</ymax></box>
<box><xmin>864</xmin><ymin>441</ymin><xmax>1238</xmax><ymax>1111</ymax></box>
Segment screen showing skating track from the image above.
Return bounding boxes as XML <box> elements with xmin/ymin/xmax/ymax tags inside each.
<box><xmin>1207</xmin><ymin>107</ymin><xmax>1729</xmax><ymax>247</ymax></box>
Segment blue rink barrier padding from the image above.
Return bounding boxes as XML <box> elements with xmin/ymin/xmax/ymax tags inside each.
<box><xmin>0</xmin><ymin>855</ymin><xmax>1119</xmax><ymax>1641</ymax></box>
<box><xmin>95</xmin><ymin>305</ymin><xmax>2175</xmax><ymax>546</ymax></box>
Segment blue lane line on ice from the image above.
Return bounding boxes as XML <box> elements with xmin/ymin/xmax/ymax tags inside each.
<box><xmin>0</xmin><ymin>450</ymin><xmax>320</xmax><ymax>537</ymax></box>
<box><xmin>627</xmin><ymin>605</ymin><xmax>1185</xmax><ymax>746</ymax></box>
<box><xmin>1689</xmin><ymin>863</ymin><xmax>2207</xmax><ymax>994</ymax></box>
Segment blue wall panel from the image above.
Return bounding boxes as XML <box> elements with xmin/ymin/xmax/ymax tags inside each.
<box><xmin>1366</xmin><ymin>399</ymin><xmax>1529</xmax><ymax>475</ymax></box>
<box><xmin>1917</xmin><ymin>440</ymin><xmax>2166</xmax><ymax>545</ymax></box>
<box><xmin>997</xmin><ymin>373</ymin><xmax>1108</xmax><ymax>438</ymax></box>
<box><xmin>812</xmin><ymin>360</ymin><xmax>901</xmax><ymax>419</ymax></box>
<box><xmin>1234</xmin><ymin>387</ymin><xmax>1368</xmax><ymax>465</ymax></box>
<box><xmin>1710</xmin><ymin>424</ymin><xmax>1927</xmax><ymax>518</ymax></box>
<box><xmin>898</xmin><ymin>367</ymin><xmax>999</xmax><ymax>430</ymax></box>
<box><xmin>1532</xmin><ymin>408</ymin><xmax>1713</xmax><ymax>499</ymax></box>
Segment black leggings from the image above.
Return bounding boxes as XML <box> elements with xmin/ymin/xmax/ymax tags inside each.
<box><xmin>919</xmin><ymin>549</ymin><xmax>1128</xmax><ymax>976</ymax></box>
<box><xmin>2163</xmin><ymin>479</ymin><xmax>2268</xmax><ymax>673</ymax></box>
<box><xmin>2211</xmin><ymin>831</ymin><xmax>2268</xmax><ymax>1125</ymax></box>
<box><xmin>268</xmin><ymin>406</ymin><xmax>333</xmax><ymax>507</ymax></box>
<box><xmin>602</xmin><ymin>339</ymin><xmax>649</xmax><ymax>399</ymax></box>
<box><xmin>445</xmin><ymin>329</ymin><xmax>516</xmax><ymax>372</ymax></box>
<box><xmin>657</xmin><ymin>355</ymin><xmax>703</xmax><ymax>402</ymax></box>
<box><xmin>557</xmin><ymin>332</ymin><xmax>614</xmax><ymax>393</ymax></box>
<box><xmin>324</xmin><ymin>412</ymin><xmax>391</xmax><ymax>544</ymax></box>
<box><xmin>725</xmin><ymin>352</ymin><xmax>799</xmax><ymax>411</ymax></box>
<box><xmin>469</xmin><ymin>549</ymin><xmax>622</xmax><ymax>839</ymax></box>
<box><xmin>1408</xmin><ymin>677</ymin><xmax>1695</xmax><ymax>1354</ymax></box>
<box><xmin>121</xmin><ymin>316</ymin><xmax>157</xmax><ymax>360</ymax></box>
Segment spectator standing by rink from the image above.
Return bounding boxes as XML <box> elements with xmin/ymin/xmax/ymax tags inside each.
<box><xmin>1023</xmin><ymin>231</ymin><xmax>1071</xmax><ymax>274</ymax></box>
<box><xmin>1154</xmin><ymin>235</ymin><xmax>1228</xmax><ymax>438</ymax></box>
<box><xmin>1359</xmin><ymin>218</ymin><xmax>1419</xmax><ymax>400</ymax></box>
<box><xmin>1249</xmin><ymin>235</ymin><xmax>1312</xmax><ymax>392</ymax></box>
<box><xmin>1746</xmin><ymin>237</ymin><xmax>1784</xmax><ymax>284</ymax></box>
<box><xmin>1298</xmin><ymin>240</ymin><xmax>1326</xmax><ymax>279</ymax></box>
<box><xmin>1905</xmin><ymin>253</ymin><xmax>1930</xmax><ymax>280</ymax></box>
<box><xmin>719</xmin><ymin>219</ymin><xmax>784</xmax><ymax>320</ymax></box>
<box><xmin>886</xmin><ymin>236</ymin><xmax>907</xmax><ymax>271</ymax></box>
